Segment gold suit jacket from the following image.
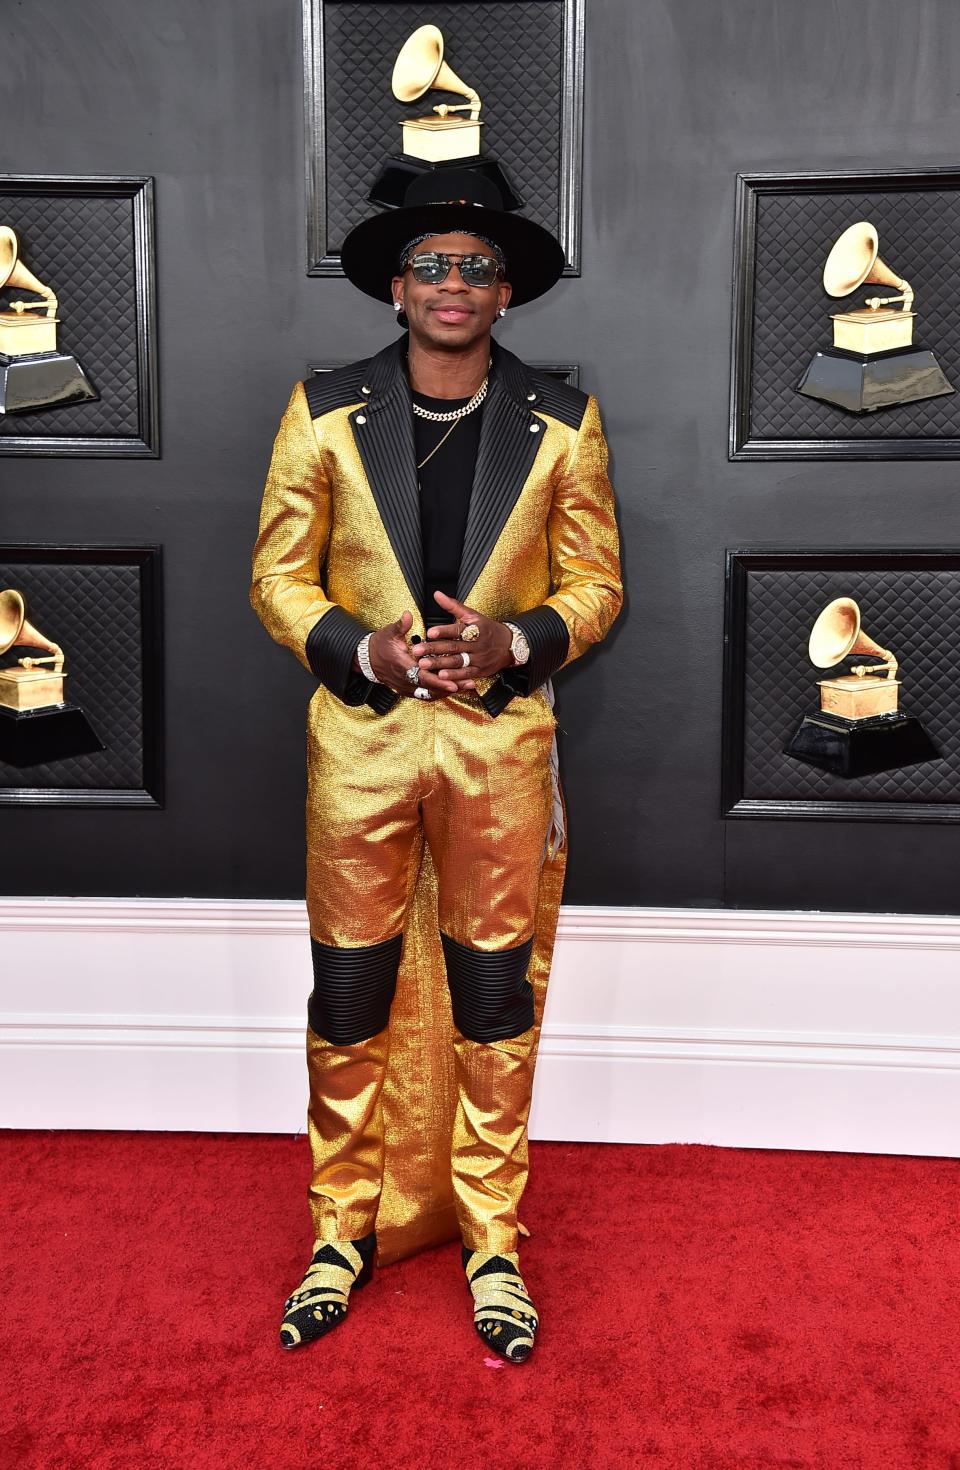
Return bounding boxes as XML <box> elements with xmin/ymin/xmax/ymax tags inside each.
<box><xmin>250</xmin><ymin>336</ymin><xmax>622</xmax><ymax>1263</ymax></box>
<box><xmin>251</xmin><ymin>336</ymin><xmax>621</xmax><ymax>718</ymax></box>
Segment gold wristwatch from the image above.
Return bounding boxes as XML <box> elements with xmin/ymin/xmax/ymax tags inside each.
<box><xmin>504</xmin><ymin>622</ymin><xmax>530</xmax><ymax>666</ymax></box>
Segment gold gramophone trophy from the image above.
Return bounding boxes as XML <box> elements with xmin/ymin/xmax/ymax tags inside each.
<box><xmin>797</xmin><ymin>222</ymin><xmax>954</xmax><ymax>413</ymax></box>
<box><xmin>785</xmin><ymin>596</ymin><xmax>939</xmax><ymax>777</ymax></box>
<box><xmin>368</xmin><ymin>25</ymin><xmax>520</xmax><ymax>208</ymax></box>
<box><xmin>0</xmin><ymin>225</ymin><xmax>98</xmax><ymax>415</ymax></box>
<box><xmin>395</xmin><ymin>23</ymin><xmax>482</xmax><ymax>163</ymax></box>
<box><xmin>0</xmin><ymin>589</ymin><xmax>103</xmax><ymax>766</ymax></box>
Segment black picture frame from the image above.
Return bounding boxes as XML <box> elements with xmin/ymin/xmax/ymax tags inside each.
<box><xmin>0</xmin><ymin>175</ymin><xmax>158</xmax><ymax>457</ymax></box>
<box><xmin>0</xmin><ymin>544</ymin><xmax>163</xmax><ymax>807</ymax></box>
<box><xmin>730</xmin><ymin>168</ymin><xmax>960</xmax><ymax>461</ymax></box>
<box><xmin>307</xmin><ymin>359</ymin><xmax>580</xmax><ymax>387</ymax></box>
<box><xmin>302</xmin><ymin>0</ymin><xmax>585</xmax><ymax>277</ymax></box>
<box><xmin>722</xmin><ymin>549</ymin><xmax>960</xmax><ymax>823</ymax></box>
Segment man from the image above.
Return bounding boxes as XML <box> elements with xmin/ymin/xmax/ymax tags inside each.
<box><xmin>251</xmin><ymin>170</ymin><xmax>621</xmax><ymax>1363</ymax></box>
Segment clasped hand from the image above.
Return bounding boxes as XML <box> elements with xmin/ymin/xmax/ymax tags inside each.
<box><xmin>367</xmin><ymin>590</ymin><xmax>513</xmax><ymax>699</ymax></box>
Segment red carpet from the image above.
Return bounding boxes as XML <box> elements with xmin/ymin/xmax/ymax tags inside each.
<box><xmin>2</xmin><ymin>1133</ymin><xmax>959</xmax><ymax>1470</ymax></box>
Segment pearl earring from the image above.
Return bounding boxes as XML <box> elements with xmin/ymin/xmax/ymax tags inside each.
<box><xmin>498</xmin><ymin>307</ymin><xmax>507</xmax><ymax>318</ymax></box>
<box><xmin>394</xmin><ymin>301</ymin><xmax>402</xmax><ymax>313</ymax></box>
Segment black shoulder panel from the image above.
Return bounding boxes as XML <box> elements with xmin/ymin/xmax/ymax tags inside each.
<box><xmin>528</xmin><ymin>372</ymin><xmax>589</xmax><ymax>431</ymax></box>
<box><xmin>303</xmin><ymin>359</ymin><xmax>370</xmax><ymax>419</ymax></box>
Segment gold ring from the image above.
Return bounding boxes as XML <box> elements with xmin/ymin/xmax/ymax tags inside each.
<box><xmin>461</xmin><ymin>622</ymin><xmax>480</xmax><ymax>643</ymax></box>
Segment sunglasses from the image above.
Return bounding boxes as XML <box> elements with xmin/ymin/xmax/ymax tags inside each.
<box><xmin>404</xmin><ymin>252</ymin><xmax>503</xmax><ymax>288</ymax></box>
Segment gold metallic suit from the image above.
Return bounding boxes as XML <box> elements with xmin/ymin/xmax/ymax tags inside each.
<box><xmin>251</xmin><ymin>339</ymin><xmax>621</xmax><ymax>1264</ymax></box>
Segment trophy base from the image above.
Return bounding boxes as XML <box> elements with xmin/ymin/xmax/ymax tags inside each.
<box><xmin>0</xmin><ymin>351</ymin><xmax>99</xmax><ymax>415</ymax></box>
<box><xmin>816</xmin><ymin>674</ymin><xmax>899</xmax><ymax>721</ymax></box>
<box><xmin>401</xmin><ymin>118</ymin><xmax>482</xmax><ymax>164</ymax></box>
<box><xmin>368</xmin><ymin>155</ymin><xmax>523</xmax><ymax>211</ymax></box>
<box><xmin>0</xmin><ymin>702</ymin><xmax>104</xmax><ymax>767</ymax></box>
<box><xmin>784</xmin><ymin>710</ymin><xmax>940</xmax><ymax>778</ymax></box>
<box><xmin>796</xmin><ymin>345</ymin><xmax>954</xmax><ymax>414</ymax></box>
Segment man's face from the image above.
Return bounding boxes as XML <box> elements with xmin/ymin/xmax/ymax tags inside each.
<box><xmin>391</xmin><ymin>232</ymin><xmax>513</xmax><ymax>350</ymax></box>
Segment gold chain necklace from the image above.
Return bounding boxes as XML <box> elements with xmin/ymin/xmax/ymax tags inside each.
<box><xmin>410</xmin><ymin>358</ymin><xmax>491</xmax><ymax>480</ymax></box>
<box><xmin>416</xmin><ymin>416</ymin><xmax>462</xmax><ymax>471</ymax></box>
<box><xmin>410</xmin><ymin>373</ymin><xmax>489</xmax><ymax>423</ymax></box>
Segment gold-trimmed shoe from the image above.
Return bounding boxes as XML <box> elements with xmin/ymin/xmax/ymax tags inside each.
<box><xmin>462</xmin><ymin>1246</ymin><xmax>539</xmax><ymax>1364</ymax></box>
<box><xmin>279</xmin><ymin>1232</ymin><xmax>376</xmax><ymax>1350</ymax></box>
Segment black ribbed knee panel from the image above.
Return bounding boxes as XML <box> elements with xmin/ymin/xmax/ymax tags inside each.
<box><xmin>440</xmin><ymin>932</ymin><xmax>535</xmax><ymax>1042</ymax></box>
<box><xmin>308</xmin><ymin>934</ymin><xmax>402</xmax><ymax>1044</ymax></box>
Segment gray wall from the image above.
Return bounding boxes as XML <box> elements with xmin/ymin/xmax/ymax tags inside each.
<box><xmin>3</xmin><ymin>0</ymin><xmax>959</xmax><ymax>912</ymax></box>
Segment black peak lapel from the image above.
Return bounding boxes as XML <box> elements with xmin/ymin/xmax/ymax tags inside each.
<box><xmin>363</xmin><ymin>336</ymin><xmax>407</xmax><ymax>398</ymax></box>
<box><xmin>349</xmin><ymin>338</ymin><xmax>423</xmax><ymax>609</ymax></box>
<box><xmin>456</xmin><ymin>347</ymin><xmax>544</xmax><ymax>603</ymax></box>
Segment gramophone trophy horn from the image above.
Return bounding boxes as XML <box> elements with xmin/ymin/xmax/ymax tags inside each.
<box><xmin>393</xmin><ymin>25</ymin><xmax>481</xmax><ymax>119</ymax></box>
<box><xmin>784</xmin><ymin>595</ymin><xmax>938</xmax><ymax>778</ymax></box>
<box><xmin>0</xmin><ymin>223</ymin><xmax>98</xmax><ymax>416</ymax></box>
<box><xmin>0</xmin><ymin>587</ymin><xmax>104</xmax><ymax>767</ymax></box>
<box><xmin>391</xmin><ymin>24</ymin><xmax>482</xmax><ymax>164</ymax></box>
<box><xmin>822</xmin><ymin>223</ymin><xmax>913</xmax><ymax>315</ymax></box>
<box><xmin>0</xmin><ymin>588</ymin><xmax>66</xmax><ymax>701</ymax></box>
<box><xmin>0</xmin><ymin>226</ymin><xmax>59</xmax><ymax>322</ymax></box>
<box><xmin>808</xmin><ymin>597</ymin><xmax>898</xmax><ymax>680</ymax></box>
<box><xmin>797</xmin><ymin>220</ymin><xmax>954</xmax><ymax>413</ymax></box>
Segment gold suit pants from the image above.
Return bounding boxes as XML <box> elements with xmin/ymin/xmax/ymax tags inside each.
<box><xmin>304</xmin><ymin>685</ymin><xmax>556</xmax><ymax>1254</ymax></box>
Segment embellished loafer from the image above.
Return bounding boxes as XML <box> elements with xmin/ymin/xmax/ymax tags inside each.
<box><xmin>462</xmin><ymin>1246</ymin><xmax>539</xmax><ymax>1363</ymax></box>
<box><xmin>279</xmin><ymin>1232</ymin><xmax>376</xmax><ymax>1350</ymax></box>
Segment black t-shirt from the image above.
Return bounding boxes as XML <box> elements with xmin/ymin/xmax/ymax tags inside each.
<box><xmin>412</xmin><ymin>390</ymin><xmax>483</xmax><ymax>629</ymax></box>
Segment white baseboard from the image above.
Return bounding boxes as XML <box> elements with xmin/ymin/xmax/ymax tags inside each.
<box><xmin>2</xmin><ymin>899</ymin><xmax>959</xmax><ymax>1156</ymax></box>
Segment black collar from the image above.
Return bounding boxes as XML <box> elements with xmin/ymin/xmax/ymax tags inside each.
<box><xmin>362</xmin><ymin>334</ymin><xmax>533</xmax><ymax>410</ymax></box>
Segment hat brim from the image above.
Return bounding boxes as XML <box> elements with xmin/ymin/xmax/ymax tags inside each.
<box><xmin>340</xmin><ymin>204</ymin><xmax>566</xmax><ymax>308</ymax></box>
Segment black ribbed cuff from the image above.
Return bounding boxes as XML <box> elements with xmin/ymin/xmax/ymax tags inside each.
<box><xmin>479</xmin><ymin>605</ymin><xmax>569</xmax><ymax>718</ymax></box>
<box><xmin>366</xmin><ymin>683</ymin><xmax>400</xmax><ymax>714</ymax></box>
<box><xmin>305</xmin><ymin>608</ymin><xmax>399</xmax><ymax>714</ymax></box>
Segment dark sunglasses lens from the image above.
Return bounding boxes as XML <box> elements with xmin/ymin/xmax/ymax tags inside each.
<box><xmin>459</xmin><ymin>257</ymin><xmax>499</xmax><ymax>286</ymax></box>
<box><xmin>410</xmin><ymin>255</ymin><xmax>448</xmax><ymax>283</ymax></box>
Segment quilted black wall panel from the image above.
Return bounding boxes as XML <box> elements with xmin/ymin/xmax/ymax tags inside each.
<box><xmin>733</xmin><ymin>173</ymin><xmax>960</xmax><ymax>455</ymax></box>
<box><xmin>0</xmin><ymin>179</ymin><xmax>157</xmax><ymax>455</ymax></box>
<box><xmin>308</xmin><ymin>0</ymin><xmax>581</xmax><ymax>269</ymax></box>
<box><xmin>741</xmin><ymin>566</ymin><xmax>960</xmax><ymax>808</ymax></box>
<box><xmin>0</xmin><ymin>551</ymin><xmax>160</xmax><ymax>803</ymax></box>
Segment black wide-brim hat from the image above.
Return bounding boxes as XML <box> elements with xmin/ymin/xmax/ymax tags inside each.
<box><xmin>341</xmin><ymin>169</ymin><xmax>566</xmax><ymax>308</ymax></box>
